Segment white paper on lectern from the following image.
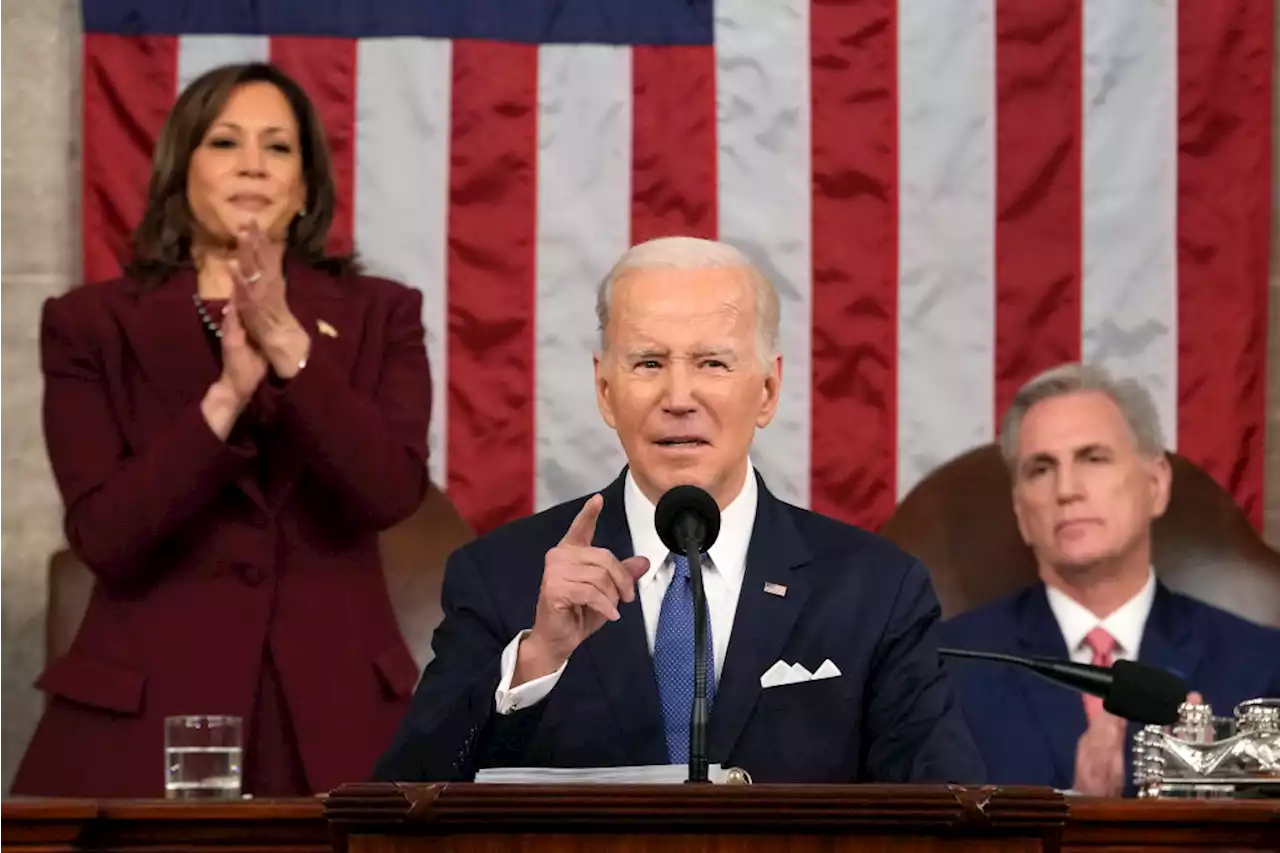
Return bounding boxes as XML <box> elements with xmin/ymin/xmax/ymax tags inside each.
<box><xmin>474</xmin><ymin>764</ymin><xmax>737</xmax><ymax>784</ymax></box>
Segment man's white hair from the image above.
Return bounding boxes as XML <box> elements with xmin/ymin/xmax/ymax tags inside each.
<box><xmin>998</xmin><ymin>362</ymin><xmax>1167</xmax><ymax>470</ymax></box>
<box><xmin>595</xmin><ymin>236</ymin><xmax>780</xmax><ymax>369</ymax></box>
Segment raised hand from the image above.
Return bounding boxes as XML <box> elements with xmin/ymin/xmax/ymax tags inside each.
<box><xmin>230</xmin><ymin>220</ymin><xmax>311</xmax><ymax>379</ymax></box>
<box><xmin>200</xmin><ymin>300</ymin><xmax>267</xmax><ymax>440</ymax></box>
<box><xmin>1072</xmin><ymin>710</ymin><xmax>1126</xmax><ymax>796</ymax></box>
<box><xmin>220</xmin><ymin>300</ymin><xmax>268</xmax><ymax>397</ymax></box>
<box><xmin>513</xmin><ymin>494</ymin><xmax>650</xmax><ymax>686</ymax></box>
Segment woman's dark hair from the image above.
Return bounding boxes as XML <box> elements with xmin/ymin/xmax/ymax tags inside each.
<box><xmin>125</xmin><ymin>62</ymin><xmax>357</xmax><ymax>280</ymax></box>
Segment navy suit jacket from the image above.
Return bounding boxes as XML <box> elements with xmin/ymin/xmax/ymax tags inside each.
<box><xmin>937</xmin><ymin>582</ymin><xmax>1280</xmax><ymax>794</ymax></box>
<box><xmin>373</xmin><ymin>470</ymin><xmax>986</xmax><ymax>784</ymax></box>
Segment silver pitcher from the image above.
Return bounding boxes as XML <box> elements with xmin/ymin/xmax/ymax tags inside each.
<box><xmin>1132</xmin><ymin>697</ymin><xmax>1280</xmax><ymax>798</ymax></box>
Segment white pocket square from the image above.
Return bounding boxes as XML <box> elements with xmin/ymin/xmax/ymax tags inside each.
<box><xmin>760</xmin><ymin>659</ymin><xmax>842</xmax><ymax>688</ymax></box>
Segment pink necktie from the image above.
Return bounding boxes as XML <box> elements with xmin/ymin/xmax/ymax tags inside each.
<box><xmin>1082</xmin><ymin>627</ymin><xmax>1117</xmax><ymax>721</ymax></box>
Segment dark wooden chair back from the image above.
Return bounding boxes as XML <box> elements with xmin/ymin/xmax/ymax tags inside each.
<box><xmin>880</xmin><ymin>444</ymin><xmax>1280</xmax><ymax>628</ymax></box>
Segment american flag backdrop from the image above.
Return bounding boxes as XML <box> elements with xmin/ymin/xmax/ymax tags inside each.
<box><xmin>80</xmin><ymin>0</ymin><xmax>1274</xmax><ymax>537</ymax></box>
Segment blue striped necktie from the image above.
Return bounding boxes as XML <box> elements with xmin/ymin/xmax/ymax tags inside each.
<box><xmin>652</xmin><ymin>551</ymin><xmax>715</xmax><ymax>763</ymax></box>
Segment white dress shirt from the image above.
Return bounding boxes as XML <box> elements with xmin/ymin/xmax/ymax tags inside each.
<box><xmin>493</xmin><ymin>464</ymin><xmax>759</xmax><ymax>714</ymax></box>
<box><xmin>1044</xmin><ymin>567</ymin><xmax>1157</xmax><ymax>664</ymax></box>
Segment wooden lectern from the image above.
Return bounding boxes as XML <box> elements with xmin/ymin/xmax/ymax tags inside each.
<box><xmin>323</xmin><ymin>783</ymin><xmax>1069</xmax><ymax>853</ymax></box>
<box><xmin>4</xmin><ymin>786</ymin><xmax>1278</xmax><ymax>851</ymax></box>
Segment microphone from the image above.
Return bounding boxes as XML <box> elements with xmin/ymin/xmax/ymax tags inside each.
<box><xmin>654</xmin><ymin>485</ymin><xmax>721</xmax><ymax>784</ymax></box>
<box><xmin>938</xmin><ymin>647</ymin><xmax>1188</xmax><ymax>725</ymax></box>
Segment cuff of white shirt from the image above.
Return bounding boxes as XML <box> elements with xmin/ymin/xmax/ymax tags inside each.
<box><xmin>494</xmin><ymin>629</ymin><xmax>566</xmax><ymax>714</ymax></box>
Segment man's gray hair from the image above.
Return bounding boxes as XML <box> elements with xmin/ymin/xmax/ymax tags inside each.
<box><xmin>998</xmin><ymin>363</ymin><xmax>1167</xmax><ymax>469</ymax></box>
<box><xmin>595</xmin><ymin>236</ymin><xmax>780</xmax><ymax>369</ymax></box>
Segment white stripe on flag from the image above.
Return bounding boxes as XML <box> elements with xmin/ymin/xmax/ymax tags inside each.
<box><xmin>1081</xmin><ymin>0</ymin><xmax>1178</xmax><ymax>447</ymax></box>
<box><xmin>177</xmin><ymin>36</ymin><xmax>269</xmax><ymax>93</ymax></box>
<box><xmin>715</xmin><ymin>0</ymin><xmax>813</xmax><ymax>507</ymax></box>
<box><xmin>534</xmin><ymin>45</ymin><xmax>632</xmax><ymax>509</ymax></box>
<box><xmin>896</xmin><ymin>0</ymin><xmax>997</xmax><ymax>497</ymax></box>
<box><xmin>353</xmin><ymin>38</ymin><xmax>453</xmax><ymax>488</ymax></box>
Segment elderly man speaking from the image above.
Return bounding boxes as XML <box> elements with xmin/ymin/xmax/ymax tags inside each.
<box><xmin>373</xmin><ymin>237</ymin><xmax>984</xmax><ymax>784</ymax></box>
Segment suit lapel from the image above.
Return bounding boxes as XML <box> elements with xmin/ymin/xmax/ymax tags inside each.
<box><xmin>581</xmin><ymin>472</ymin><xmax>668</xmax><ymax>765</ymax></box>
<box><xmin>117</xmin><ymin>271</ymin><xmax>267</xmax><ymax>511</ymax></box>
<box><xmin>1014</xmin><ymin>586</ymin><xmax>1086</xmax><ymax>786</ymax></box>
<box><xmin>279</xmin><ymin>259</ymin><xmax>351</xmax><ymax>371</ymax></box>
<box><xmin>115</xmin><ymin>262</ymin><xmax>354</xmax><ymax>514</ymax></box>
<box><xmin>1137</xmin><ymin>584</ymin><xmax>1203</xmax><ymax>683</ymax></box>
<box><xmin>255</xmin><ymin>260</ymin><xmax>352</xmax><ymax>510</ymax></box>
<box><xmin>116</xmin><ymin>270</ymin><xmax>220</xmax><ymax>410</ymax></box>
<box><xmin>708</xmin><ymin>476</ymin><xmax>811</xmax><ymax>762</ymax></box>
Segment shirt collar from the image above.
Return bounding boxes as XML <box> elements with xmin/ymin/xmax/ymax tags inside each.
<box><xmin>1044</xmin><ymin>566</ymin><xmax>1157</xmax><ymax>658</ymax></box>
<box><xmin>623</xmin><ymin>462</ymin><xmax>758</xmax><ymax>588</ymax></box>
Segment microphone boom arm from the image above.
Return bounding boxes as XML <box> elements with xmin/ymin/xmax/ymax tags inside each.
<box><xmin>938</xmin><ymin>646</ymin><xmax>1113</xmax><ymax>698</ymax></box>
<box><xmin>937</xmin><ymin>646</ymin><xmax>1188</xmax><ymax>726</ymax></box>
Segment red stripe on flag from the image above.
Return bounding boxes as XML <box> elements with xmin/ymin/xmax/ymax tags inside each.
<box><xmin>810</xmin><ymin>0</ymin><xmax>898</xmax><ymax>529</ymax></box>
<box><xmin>270</xmin><ymin>38</ymin><xmax>357</xmax><ymax>257</ymax></box>
<box><xmin>82</xmin><ymin>34</ymin><xmax>178</xmax><ymax>284</ymax></box>
<box><xmin>445</xmin><ymin>41</ymin><xmax>539</xmax><ymax>534</ymax></box>
<box><xmin>993</xmin><ymin>0</ymin><xmax>1083</xmax><ymax>420</ymax></box>
<box><xmin>631</xmin><ymin>45</ymin><xmax>718</xmax><ymax>242</ymax></box>
<box><xmin>1176</xmin><ymin>0</ymin><xmax>1273</xmax><ymax>529</ymax></box>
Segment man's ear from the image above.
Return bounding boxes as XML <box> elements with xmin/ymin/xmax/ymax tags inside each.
<box><xmin>1148</xmin><ymin>452</ymin><xmax>1172</xmax><ymax>519</ymax></box>
<box><xmin>755</xmin><ymin>355</ymin><xmax>782</xmax><ymax>428</ymax></box>
<box><xmin>595</xmin><ymin>350</ymin><xmax>617</xmax><ymax>429</ymax></box>
<box><xmin>1012</xmin><ymin>483</ymin><xmax>1032</xmax><ymax>545</ymax></box>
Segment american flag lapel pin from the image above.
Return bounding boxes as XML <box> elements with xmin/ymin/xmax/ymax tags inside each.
<box><xmin>763</xmin><ymin>582</ymin><xmax>788</xmax><ymax>597</ymax></box>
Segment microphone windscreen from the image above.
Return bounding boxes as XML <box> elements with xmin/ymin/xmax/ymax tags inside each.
<box><xmin>1104</xmin><ymin>660</ymin><xmax>1187</xmax><ymax>725</ymax></box>
<box><xmin>654</xmin><ymin>485</ymin><xmax>721</xmax><ymax>553</ymax></box>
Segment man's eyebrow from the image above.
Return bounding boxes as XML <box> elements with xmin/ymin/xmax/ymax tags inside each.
<box><xmin>1020</xmin><ymin>443</ymin><xmax>1113</xmax><ymax>471</ymax></box>
<box><xmin>1073</xmin><ymin>443</ymin><xmax>1112</xmax><ymax>456</ymax></box>
<box><xmin>624</xmin><ymin>347</ymin><xmax>667</xmax><ymax>360</ymax></box>
<box><xmin>621</xmin><ymin>346</ymin><xmax>739</xmax><ymax>360</ymax></box>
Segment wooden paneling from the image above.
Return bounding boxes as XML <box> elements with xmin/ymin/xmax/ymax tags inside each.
<box><xmin>3</xmin><ymin>786</ymin><xmax>1277</xmax><ymax>853</ymax></box>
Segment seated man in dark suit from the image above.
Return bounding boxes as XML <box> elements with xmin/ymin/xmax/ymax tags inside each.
<box><xmin>939</xmin><ymin>363</ymin><xmax>1280</xmax><ymax>796</ymax></box>
<box><xmin>373</xmin><ymin>236</ymin><xmax>984</xmax><ymax>784</ymax></box>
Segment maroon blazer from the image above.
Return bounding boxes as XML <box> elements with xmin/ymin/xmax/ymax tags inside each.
<box><xmin>11</xmin><ymin>259</ymin><xmax>432</xmax><ymax>797</ymax></box>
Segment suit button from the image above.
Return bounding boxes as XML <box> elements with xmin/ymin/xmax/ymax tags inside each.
<box><xmin>238</xmin><ymin>564</ymin><xmax>264</xmax><ymax>586</ymax></box>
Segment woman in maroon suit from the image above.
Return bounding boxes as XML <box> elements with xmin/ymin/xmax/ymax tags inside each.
<box><xmin>12</xmin><ymin>63</ymin><xmax>431</xmax><ymax>797</ymax></box>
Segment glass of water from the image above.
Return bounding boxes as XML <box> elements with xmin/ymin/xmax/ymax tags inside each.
<box><xmin>164</xmin><ymin>715</ymin><xmax>243</xmax><ymax>799</ymax></box>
